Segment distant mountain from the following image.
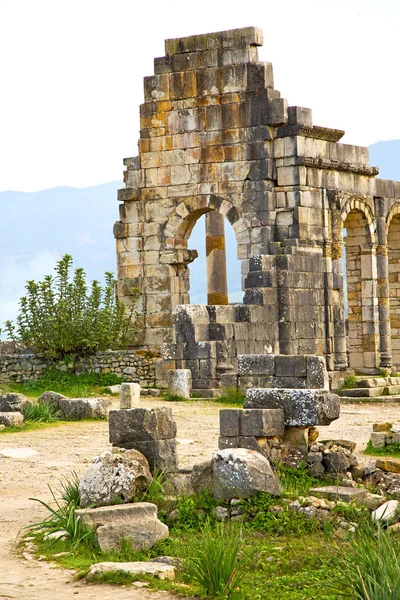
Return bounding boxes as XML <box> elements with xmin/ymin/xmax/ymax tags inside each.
<box><xmin>0</xmin><ymin>139</ymin><xmax>399</xmax><ymax>325</ymax></box>
<box><xmin>0</xmin><ymin>181</ymin><xmax>121</xmax><ymax>325</ymax></box>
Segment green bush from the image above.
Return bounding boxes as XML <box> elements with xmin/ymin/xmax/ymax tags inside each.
<box><xmin>328</xmin><ymin>522</ymin><xmax>400</xmax><ymax>599</ymax></box>
<box><xmin>341</xmin><ymin>376</ymin><xmax>357</xmax><ymax>390</ymax></box>
<box><xmin>3</xmin><ymin>254</ymin><xmax>139</xmax><ymax>359</ymax></box>
<box><xmin>183</xmin><ymin>521</ymin><xmax>245</xmax><ymax>598</ymax></box>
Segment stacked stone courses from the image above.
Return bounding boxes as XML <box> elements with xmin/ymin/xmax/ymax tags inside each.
<box><xmin>116</xmin><ymin>26</ymin><xmax>400</xmax><ymax>382</ymax></box>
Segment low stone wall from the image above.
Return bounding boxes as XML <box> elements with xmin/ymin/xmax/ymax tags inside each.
<box><xmin>0</xmin><ymin>350</ymin><xmax>159</xmax><ymax>387</ymax></box>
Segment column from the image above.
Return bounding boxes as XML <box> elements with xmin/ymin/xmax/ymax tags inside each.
<box><xmin>205</xmin><ymin>211</ymin><xmax>228</xmax><ymax>305</ymax></box>
<box><xmin>376</xmin><ymin>214</ymin><xmax>393</xmax><ymax>368</ymax></box>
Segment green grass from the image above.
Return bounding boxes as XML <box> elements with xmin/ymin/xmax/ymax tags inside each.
<box><xmin>216</xmin><ymin>386</ymin><xmax>246</xmax><ymax>406</ymax></box>
<box><xmin>328</xmin><ymin>521</ymin><xmax>400</xmax><ymax>599</ymax></box>
<box><xmin>0</xmin><ymin>420</ymin><xmax>66</xmax><ymax>434</ymax></box>
<box><xmin>364</xmin><ymin>439</ymin><xmax>400</xmax><ymax>457</ymax></box>
<box><xmin>6</xmin><ymin>368</ymin><xmax>122</xmax><ymax>398</ymax></box>
<box><xmin>162</xmin><ymin>393</ymin><xmax>190</xmax><ymax>402</ymax></box>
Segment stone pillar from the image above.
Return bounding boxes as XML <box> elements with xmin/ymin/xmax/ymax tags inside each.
<box><xmin>376</xmin><ymin>211</ymin><xmax>393</xmax><ymax>368</ymax></box>
<box><xmin>360</xmin><ymin>244</ymin><xmax>380</xmax><ymax>370</ymax></box>
<box><xmin>205</xmin><ymin>212</ymin><xmax>228</xmax><ymax>305</ymax></box>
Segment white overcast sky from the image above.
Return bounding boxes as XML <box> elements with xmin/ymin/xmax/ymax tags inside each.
<box><xmin>1</xmin><ymin>0</ymin><xmax>399</xmax><ymax>192</ymax></box>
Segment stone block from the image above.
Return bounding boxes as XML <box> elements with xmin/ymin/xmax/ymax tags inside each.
<box><xmin>115</xmin><ymin>439</ymin><xmax>178</xmax><ymax>473</ymax></box>
<box><xmin>275</xmin><ymin>355</ymin><xmax>307</xmax><ymax>377</ymax></box>
<box><xmin>167</xmin><ymin>369</ymin><xmax>192</xmax><ymax>399</ymax></box>
<box><xmin>109</xmin><ymin>407</ymin><xmax>177</xmax><ymax>444</ymax></box>
<box><xmin>0</xmin><ymin>411</ymin><xmax>24</xmax><ymax>427</ymax></box>
<box><xmin>0</xmin><ymin>393</ymin><xmax>31</xmax><ymax>413</ymax></box>
<box><xmin>120</xmin><ymin>383</ymin><xmax>140</xmax><ymax>409</ymax></box>
<box><xmin>86</xmin><ymin>561</ymin><xmax>175</xmax><ymax>581</ymax></box>
<box><xmin>219</xmin><ymin>409</ymin><xmax>240</xmax><ymax>437</ymax></box>
<box><xmin>373</xmin><ymin>422</ymin><xmax>392</xmax><ymax>432</ymax></box>
<box><xmin>58</xmin><ymin>398</ymin><xmax>111</xmax><ymax>420</ymax></box>
<box><xmin>244</xmin><ymin>388</ymin><xmax>340</xmax><ymax>426</ymax></box>
<box><xmin>306</xmin><ymin>355</ymin><xmax>329</xmax><ymax>390</ymax></box>
<box><xmin>370</xmin><ymin>432</ymin><xmax>387</xmax><ymax>448</ymax></box>
<box><xmin>237</xmin><ymin>353</ymin><xmax>275</xmax><ymax>375</ymax></box>
<box><xmin>76</xmin><ymin>502</ymin><xmax>169</xmax><ymax>552</ymax></box>
<box><xmin>283</xmin><ymin>426</ymin><xmax>308</xmax><ymax>448</ymax></box>
<box><xmin>309</xmin><ymin>486</ymin><xmax>367</xmax><ymax>502</ymax></box>
<box><xmin>240</xmin><ymin>408</ymin><xmax>284</xmax><ymax>437</ymax></box>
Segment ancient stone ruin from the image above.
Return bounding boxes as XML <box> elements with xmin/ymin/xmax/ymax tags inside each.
<box><xmin>115</xmin><ymin>25</ymin><xmax>400</xmax><ymax>397</ymax></box>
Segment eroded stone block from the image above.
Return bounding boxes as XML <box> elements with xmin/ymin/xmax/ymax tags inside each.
<box><xmin>120</xmin><ymin>383</ymin><xmax>141</xmax><ymax>409</ymax></box>
<box><xmin>167</xmin><ymin>369</ymin><xmax>192</xmax><ymax>399</ymax></box>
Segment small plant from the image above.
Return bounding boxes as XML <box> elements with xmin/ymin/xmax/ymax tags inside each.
<box><xmin>163</xmin><ymin>393</ymin><xmax>188</xmax><ymax>402</ymax></box>
<box><xmin>183</xmin><ymin>520</ymin><xmax>245</xmax><ymax>598</ymax></box>
<box><xmin>28</xmin><ymin>473</ymin><xmax>93</xmax><ymax>548</ymax></box>
<box><xmin>217</xmin><ymin>387</ymin><xmax>245</xmax><ymax>406</ymax></box>
<box><xmin>379</xmin><ymin>368</ymin><xmax>391</xmax><ymax>378</ymax></box>
<box><xmin>23</xmin><ymin>400</ymin><xmax>60</xmax><ymax>422</ymax></box>
<box><xmin>341</xmin><ymin>376</ymin><xmax>357</xmax><ymax>390</ymax></box>
<box><xmin>328</xmin><ymin>521</ymin><xmax>400</xmax><ymax>599</ymax></box>
<box><xmin>382</xmin><ymin>386</ymin><xmax>391</xmax><ymax>396</ymax></box>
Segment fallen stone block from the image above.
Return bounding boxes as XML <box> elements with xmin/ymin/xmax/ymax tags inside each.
<box><xmin>0</xmin><ymin>411</ymin><xmax>24</xmax><ymax>427</ymax></box>
<box><xmin>244</xmin><ymin>388</ymin><xmax>340</xmax><ymax>426</ymax></box>
<box><xmin>38</xmin><ymin>391</ymin><xmax>66</xmax><ymax>409</ymax></box>
<box><xmin>0</xmin><ymin>393</ymin><xmax>31</xmax><ymax>413</ymax></box>
<box><xmin>218</xmin><ymin>435</ymin><xmax>272</xmax><ymax>460</ymax></box>
<box><xmin>191</xmin><ymin>461</ymin><xmax>214</xmax><ymax>494</ymax></box>
<box><xmin>58</xmin><ymin>398</ymin><xmax>111</xmax><ymax>420</ymax></box>
<box><xmin>79</xmin><ymin>449</ymin><xmax>152</xmax><ymax>508</ymax></box>
<box><xmin>120</xmin><ymin>383</ymin><xmax>140</xmax><ymax>409</ymax></box>
<box><xmin>373</xmin><ymin>422</ymin><xmax>392</xmax><ymax>432</ymax></box>
<box><xmin>372</xmin><ymin>500</ymin><xmax>399</xmax><ymax>523</ymax></box>
<box><xmin>104</xmin><ymin>384</ymin><xmax>121</xmax><ymax>395</ymax></box>
<box><xmin>167</xmin><ymin>369</ymin><xmax>192</xmax><ymax>399</ymax></box>
<box><xmin>212</xmin><ymin>448</ymin><xmax>281</xmax><ymax>500</ymax></box>
<box><xmin>76</xmin><ymin>502</ymin><xmax>169</xmax><ymax>552</ymax></box>
<box><xmin>323</xmin><ymin>451</ymin><xmax>356</xmax><ymax>473</ymax></box>
<box><xmin>86</xmin><ymin>561</ymin><xmax>175</xmax><ymax>581</ymax></box>
<box><xmin>376</xmin><ymin>459</ymin><xmax>400</xmax><ymax>473</ymax></box>
<box><xmin>309</xmin><ymin>486</ymin><xmax>367</xmax><ymax>502</ymax></box>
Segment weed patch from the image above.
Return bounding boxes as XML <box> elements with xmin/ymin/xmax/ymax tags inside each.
<box><xmin>364</xmin><ymin>439</ymin><xmax>400</xmax><ymax>457</ymax></box>
<box><xmin>9</xmin><ymin>369</ymin><xmax>122</xmax><ymax>398</ymax></box>
<box><xmin>216</xmin><ymin>387</ymin><xmax>246</xmax><ymax>406</ymax></box>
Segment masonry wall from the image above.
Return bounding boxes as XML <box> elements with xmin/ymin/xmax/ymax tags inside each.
<box><xmin>116</xmin><ymin>26</ymin><xmax>400</xmax><ymax>379</ymax></box>
<box><xmin>0</xmin><ymin>350</ymin><xmax>158</xmax><ymax>387</ymax></box>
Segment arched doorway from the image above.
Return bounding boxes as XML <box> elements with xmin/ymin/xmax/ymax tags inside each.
<box><xmin>387</xmin><ymin>213</ymin><xmax>400</xmax><ymax>368</ymax></box>
<box><xmin>343</xmin><ymin>206</ymin><xmax>379</xmax><ymax>371</ymax></box>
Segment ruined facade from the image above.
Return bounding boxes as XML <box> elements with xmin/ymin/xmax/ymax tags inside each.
<box><xmin>114</xmin><ymin>27</ymin><xmax>400</xmax><ymax>389</ymax></box>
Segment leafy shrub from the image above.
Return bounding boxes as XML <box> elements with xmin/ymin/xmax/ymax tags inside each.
<box><xmin>174</xmin><ymin>492</ymin><xmax>217</xmax><ymax>530</ymax></box>
<box><xmin>4</xmin><ymin>254</ymin><xmax>139</xmax><ymax>358</ymax></box>
<box><xmin>23</xmin><ymin>400</ymin><xmax>60</xmax><ymax>422</ymax></box>
<box><xmin>183</xmin><ymin>521</ymin><xmax>245</xmax><ymax>598</ymax></box>
<box><xmin>328</xmin><ymin>522</ymin><xmax>400</xmax><ymax>599</ymax></box>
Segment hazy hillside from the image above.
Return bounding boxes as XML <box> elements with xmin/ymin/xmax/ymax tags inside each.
<box><xmin>0</xmin><ymin>139</ymin><xmax>399</xmax><ymax>325</ymax></box>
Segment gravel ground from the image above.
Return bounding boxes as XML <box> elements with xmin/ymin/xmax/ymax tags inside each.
<box><xmin>0</xmin><ymin>397</ymin><xmax>399</xmax><ymax>599</ymax></box>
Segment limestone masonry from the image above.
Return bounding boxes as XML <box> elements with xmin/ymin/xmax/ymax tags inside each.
<box><xmin>115</xmin><ymin>26</ymin><xmax>400</xmax><ymax>391</ymax></box>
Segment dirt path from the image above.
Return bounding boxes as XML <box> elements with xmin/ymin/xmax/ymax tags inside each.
<box><xmin>0</xmin><ymin>398</ymin><xmax>399</xmax><ymax>599</ymax></box>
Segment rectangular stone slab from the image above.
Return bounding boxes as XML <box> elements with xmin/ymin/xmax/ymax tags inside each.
<box><xmin>109</xmin><ymin>407</ymin><xmax>177</xmax><ymax>443</ymax></box>
<box><xmin>244</xmin><ymin>388</ymin><xmax>340</xmax><ymax>426</ymax></box>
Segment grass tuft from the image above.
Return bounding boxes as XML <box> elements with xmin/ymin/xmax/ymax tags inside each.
<box><xmin>328</xmin><ymin>521</ymin><xmax>400</xmax><ymax>599</ymax></box>
<box><xmin>183</xmin><ymin>520</ymin><xmax>245</xmax><ymax>598</ymax></box>
<box><xmin>22</xmin><ymin>400</ymin><xmax>60</xmax><ymax>422</ymax></box>
<box><xmin>216</xmin><ymin>387</ymin><xmax>245</xmax><ymax>406</ymax></box>
<box><xmin>364</xmin><ymin>439</ymin><xmax>400</xmax><ymax>457</ymax></box>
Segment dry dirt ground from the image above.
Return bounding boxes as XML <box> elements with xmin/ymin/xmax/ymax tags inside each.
<box><xmin>0</xmin><ymin>397</ymin><xmax>400</xmax><ymax>599</ymax></box>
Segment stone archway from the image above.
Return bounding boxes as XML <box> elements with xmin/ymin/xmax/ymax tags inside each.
<box><xmin>387</xmin><ymin>204</ymin><xmax>400</xmax><ymax>368</ymax></box>
<box><xmin>163</xmin><ymin>195</ymin><xmax>250</xmax><ymax>307</ymax></box>
<box><xmin>341</xmin><ymin>199</ymin><xmax>378</xmax><ymax>371</ymax></box>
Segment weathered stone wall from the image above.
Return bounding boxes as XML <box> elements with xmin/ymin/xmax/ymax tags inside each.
<box><xmin>116</xmin><ymin>26</ymin><xmax>400</xmax><ymax>377</ymax></box>
<box><xmin>0</xmin><ymin>350</ymin><xmax>158</xmax><ymax>386</ymax></box>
